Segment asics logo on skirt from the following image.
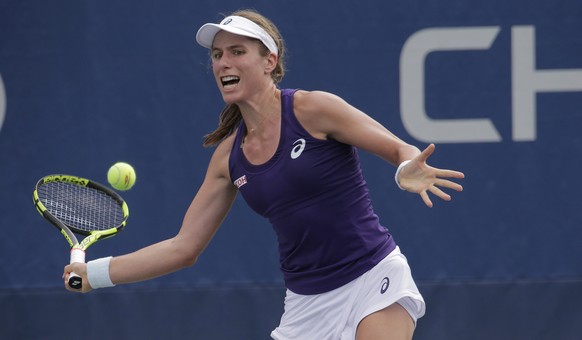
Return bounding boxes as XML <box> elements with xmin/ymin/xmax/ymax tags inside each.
<box><xmin>380</xmin><ymin>277</ymin><xmax>390</xmax><ymax>294</ymax></box>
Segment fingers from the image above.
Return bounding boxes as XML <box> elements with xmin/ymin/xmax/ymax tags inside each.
<box><xmin>63</xmin><ymin>263</ymin><xmax>88</xmax><ymax>293</ymax></box>
<box><xmin>418</xmin><ymin>145</ymin><xmax>465</xmax><ymax>180</ymax></box>
<box><xmin>63</xmin><ymin>265</ymin><xmax>76</xmax><ymax>292</ymax></box>
<box><xmin>437</xmin><ymin>169</ymin><xmax>465</xmax><ymax>179</ymax></box>
<box><xmin>63</xmin><ymin>264</ymin><xmax>71</xmax><ymax>281</ymax></box>
<box><xmin>429</xmin><ymin>185</ymin><xmax>451</xmax><ymax>201</ymax></box>
<box><xmin>420</xmin><ymin>191</ymin><xmax>433</xmax><ymax>208</ymax></box>
<box><xmin>434</xmin><ymin>178</ymin><xmax>464</xmax><ymax>192</ymax></box>
<box><xmin>417</xmin><ymin>143</ymin><xmax>436</xmax><ymax>163</ymax></box>
<box><xmin>405</xmin><ymin>143</ymin><xmax>464</xmax><ymax>207</ymax></box>
<box><xmin>419</xmin><ymin>179</ymin><xmax>462</xmax><ymax>208</ymax></box>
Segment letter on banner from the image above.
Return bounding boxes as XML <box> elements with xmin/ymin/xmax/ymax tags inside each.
<box><xmin>511</xmin><ymin>26</ymin><xmax>582</xmax><ymax>141</ymax></box>
<box><xmin>400</xmin><ymin>27</ymin><xmax>501</xmax><ymax>143</ymax></box>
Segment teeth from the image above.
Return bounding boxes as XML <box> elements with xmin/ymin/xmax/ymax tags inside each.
<box><xmin>221</xmin><ymin>75</ymin><xmax>240</xmax><ymax>89</ymax></box>
<box><xmin>221</xmin><ymin>76</ymin><xmax>240</xmax><ymax>82</ymax></box>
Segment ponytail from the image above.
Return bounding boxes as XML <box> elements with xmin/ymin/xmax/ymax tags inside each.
<box><xmin>203</xmin><ymin>104</ymin><xmax>242</xmax><ymax>147</ymax></box>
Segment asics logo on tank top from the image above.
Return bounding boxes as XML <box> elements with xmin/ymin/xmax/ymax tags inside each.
<box><xmin>290</xmin><ymin>138</ymin><xmax>306</xmax><ymax>159</ymax></box>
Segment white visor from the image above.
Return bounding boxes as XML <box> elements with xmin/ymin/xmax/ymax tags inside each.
<box><xmin>196</xmin><ymin>16</ymin><xmax>278</xmax><ymax>56</ymax></box>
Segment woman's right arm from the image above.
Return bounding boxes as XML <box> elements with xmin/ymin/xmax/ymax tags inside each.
<box><xmin>64</xmin><ymin>135</ymin><xmax>238</xmax><ymax>292</ymax></box>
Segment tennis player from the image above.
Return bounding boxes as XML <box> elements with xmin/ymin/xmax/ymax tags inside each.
<box><xmin>64</xmin><ymin>9</ymin><xmax>464</xmax><ymax>339</ymax></box>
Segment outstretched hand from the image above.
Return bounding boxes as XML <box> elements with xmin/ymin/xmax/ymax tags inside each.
<box><xmin>397</xmin><ymin>144</ymin><xmax>465</xmax><ymax>208</ymax></box>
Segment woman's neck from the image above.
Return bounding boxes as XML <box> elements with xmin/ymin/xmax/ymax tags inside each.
<box><xmin>239</xmin><ymin>85</ymin><xmax>281</xmax><ymax>135</ymax></box>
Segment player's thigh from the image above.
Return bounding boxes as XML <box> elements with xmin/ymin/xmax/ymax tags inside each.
<box><xmin>355</xmin><ymin>303</ymin><xmax>414</xmax><ymax>340</ymax></box>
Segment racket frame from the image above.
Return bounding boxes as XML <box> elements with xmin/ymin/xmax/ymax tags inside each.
<box><xmin>33</xmin><ymin>174</ymin><xmax>129</xmax><ymax>289</ymax></box>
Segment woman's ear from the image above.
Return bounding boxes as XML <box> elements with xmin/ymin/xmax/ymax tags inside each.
<box><xmin>264</xmin><ymin>53</ymin><xmax>278</xmax><ymax>74</ymax></box>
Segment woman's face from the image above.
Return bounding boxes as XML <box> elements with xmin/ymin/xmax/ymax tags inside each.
<box><xmin>211</xmin><ymin>31</ymin><xmax>273</xmax><ymax>104</ymax></box>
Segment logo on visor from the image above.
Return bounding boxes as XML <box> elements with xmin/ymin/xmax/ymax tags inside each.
<box><xmin>223</xmin><ymin>18</ymin><xmax>232</xmax><ymax>25</ymax></box>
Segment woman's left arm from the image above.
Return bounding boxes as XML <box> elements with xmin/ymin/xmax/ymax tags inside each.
<box><xmin>294</xmin><ymin>90</ymin><xmax>417</xmax><ymax>164</ymax></box>
<box><xmin>293</xmin><ymin>90</ymin><xmax>464</xmax><ymax>207</ymax></box>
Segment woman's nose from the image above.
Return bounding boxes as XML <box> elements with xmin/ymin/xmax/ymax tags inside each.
<box><xmin>214</xmin><ymin>56</ymin><xmax>231</xmax><ymax>70</ymax></box>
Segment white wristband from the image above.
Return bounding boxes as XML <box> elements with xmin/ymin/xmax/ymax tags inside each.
<box><xmin>394</xmin><ymin>160</ymin><xmax>411</xmax><ymax>190</ymax></box>
<box><xmin>87</xmin><ymin>256</ymin><xmax>115</xmax><ymax>289</ymax></box>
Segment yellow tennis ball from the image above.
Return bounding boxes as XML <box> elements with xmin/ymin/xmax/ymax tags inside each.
<box><xmin>107</xmin><ymin>162</ymin><xmax>136</xmax><ymax>191</ymax></box>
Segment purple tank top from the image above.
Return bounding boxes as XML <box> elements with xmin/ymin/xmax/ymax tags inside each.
<box><xmin>229</xmin><ymin>89</ymin><xmax>396</xmax><ymax>294</ymax></box>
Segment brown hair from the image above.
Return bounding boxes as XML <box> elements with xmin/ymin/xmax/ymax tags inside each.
<box><xmin>203</xmin><ymin>9</ymin><xmax>287</xmax><ymax>147</ymax></box>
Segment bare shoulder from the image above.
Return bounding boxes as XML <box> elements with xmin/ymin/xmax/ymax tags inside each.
<box><xmin>293</xmin><ymin>90</ymin><xmax>348</xmax><ymax>139</ymax></box>
<box><xmin>293</xmin><ymin>90</ymin><xmax>344</xmax><ymax>114</ymax></box>
<box><xmin>293</xmin><ymin>90</ymin><xmax>361</xmax><ymax>140</ymax></box>
<box><xmin>215</xmin><ymin>132</ymin><xmax>236</xmax><ymax>155</ymax></box>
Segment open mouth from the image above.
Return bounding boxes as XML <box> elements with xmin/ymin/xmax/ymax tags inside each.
<box><xmin>221</xmin><ymin>76</ymin><xmax>240</xmax><ymax>88</ymax></box>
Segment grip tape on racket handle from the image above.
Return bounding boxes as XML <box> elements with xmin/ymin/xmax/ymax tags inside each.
<box><xmin>69</xmin><ymin>248</ymin><xmax>86</xmax><ymax>290</ymax></box>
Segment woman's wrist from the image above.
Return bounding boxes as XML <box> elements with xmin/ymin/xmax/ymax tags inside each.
<box><xmin>87</xmin><ymin>256</ymin><xmax>115</xmax><ymax>289</ymax></box>
<box><xmin>394</xmin><ymin>160</ymin><xmax>411</xmax><ymax>190</ymax></box>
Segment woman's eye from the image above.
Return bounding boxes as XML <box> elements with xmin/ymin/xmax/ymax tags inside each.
<box><xmin>233</xmin><ymin>49</ymin><xmax>244</xmax><ymax>56</ymax></box>
<box><xmin>212</xmin><ymin>51</ymin><xmax>221</xmax><ymax>59</ymax></box>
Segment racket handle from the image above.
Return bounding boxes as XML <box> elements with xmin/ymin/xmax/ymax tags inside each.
<box><xmin>69</xmin><ymin>248</ymin><xmax>86</xmax><ymax>290</ymax></box>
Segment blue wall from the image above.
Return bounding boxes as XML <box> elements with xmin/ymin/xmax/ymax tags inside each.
<box><xmin>1</xmin><ymin>1</ymin><xmax>581</xmax><ymax>339</ymax></box>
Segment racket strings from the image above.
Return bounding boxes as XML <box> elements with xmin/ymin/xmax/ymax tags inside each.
<box><xmin>38</xmin><ymin>181</ymin><xmax>125</xmax><ymax>232</ymax></box>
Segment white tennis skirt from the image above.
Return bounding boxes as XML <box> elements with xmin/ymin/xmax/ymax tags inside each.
<box><xmin>271</xmin><ymin>247</ymin><xmax>426</xmax><ymax>340</ymax></box>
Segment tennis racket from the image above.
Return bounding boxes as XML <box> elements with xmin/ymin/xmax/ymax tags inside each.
<box><xmin>33</xmin><ymin>174</ymin><xmax>129</xmax><ymax>289</ymax></box>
